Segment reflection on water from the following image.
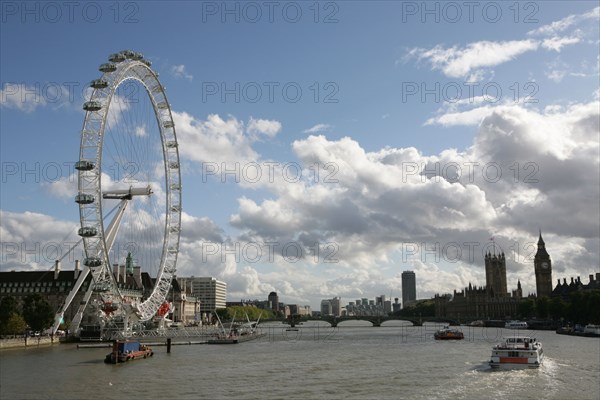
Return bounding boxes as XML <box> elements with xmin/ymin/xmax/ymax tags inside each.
<box><xmin>1</xmin><ymin>323</ymin><xmax>598</xmax><ymax>400</ymax></box>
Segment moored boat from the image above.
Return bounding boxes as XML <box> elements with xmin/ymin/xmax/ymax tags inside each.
<box><xmin>104</xmin><ymin>340</ymin><xmax>153</xmax><ymax>363</ymax></box>
<box><xmin>489</xmin><ymin>336</ymin><xmax>543</xmax><ymax>369</ymax></box>
<box><xmin>583</xmin><ymin>324</ymin><xmax>600</xmax><ymax>336</ymax></box>
<box><xmin>434</xmin><ymin>326</ymin><xmax>464</xmax><ymax>340</ymax></box>
<box><xmin>505</xmin><ymin>320</ymin><xmax>528</xmax><ymax>329</ymax></box>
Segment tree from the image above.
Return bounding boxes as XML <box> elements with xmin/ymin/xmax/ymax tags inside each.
<box><xmin>22</xmin><ymin>294</ymin><xmax>54</xmax><ymax>332</ymax></box>
<box><xmin>536</xmin><ymin>296</ymin><xmax>549</xmax><ymax>319</ymax></box>
<box><xmin>518</xmin><ymin>299</ymin><xmax>535</xmax><ymax>318</ymax></box>
<box><xmin>548</xmin><ymin>297</ymin><xmax>566</xmax><ymax>320</ymax></box>
<box><xmin>4</xmin><ymin>313</ymin><xmax>28</xmax><ymax>336</ymax></box>
<box><xmin>0</xmin><ymin>296</ymin><xmax>20</xmax><ymax>335</ymax></box>
<box><xmin>394</xmin><ymin>300</ymin><xmax>435</xmax><ymax>317</ymax></box>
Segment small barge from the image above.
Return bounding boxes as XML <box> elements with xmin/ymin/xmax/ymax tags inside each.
<box><xmin>104</xmin><ymin>340</ymin><xmax>153</xmax><ymax>364</ymax></box>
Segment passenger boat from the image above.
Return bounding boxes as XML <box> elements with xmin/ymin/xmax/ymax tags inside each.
<box><xmin>434</xmin><ymin>326</ymin><xmax>464</xmax><ymax>340</ymax></box>
<box><xmin>505</xmin><ymin>320</ymin><xmax>528</xmax><ymax>329</ymax></box>
<box><xmin>583</xmin><ymin>324</ymin><xmax>600</xmax><ymax>336</ymax></box>
<box><xmin>489</xmin><ymin>336</ymin><xmax>543</xmax><ymax>369</ymax></box>
<box><xmin>104</xmin><ymin>340</ymin><xmax>153</xmax><ymax>363</ymax></box>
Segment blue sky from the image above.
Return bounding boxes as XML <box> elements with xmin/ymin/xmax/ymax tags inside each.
<box><xmin>1</xmin><ymin>1</ymin><xmax>599</xmax><ymax>308</ymax></box>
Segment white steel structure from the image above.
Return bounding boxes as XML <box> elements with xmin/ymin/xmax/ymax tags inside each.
<box><xmin>53</xmin><ymin>50</ymin><xmax>181</xmax><ymax>335</ymax></box>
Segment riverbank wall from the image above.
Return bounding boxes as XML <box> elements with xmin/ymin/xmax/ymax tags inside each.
<box><xmin>0</xmin><ymin>336</ymin><xmax>59</xmax><ymax>350</ymax></box>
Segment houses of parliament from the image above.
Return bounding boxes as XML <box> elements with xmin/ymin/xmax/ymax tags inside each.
<box><xmin>434</xmin><ymin>232</ymin><xmax>555</xmax><ymax>320</ymax></box>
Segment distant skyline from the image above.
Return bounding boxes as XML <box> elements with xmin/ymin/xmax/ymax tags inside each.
<box><xmin>1</xmin><ymin>2</ymin><xmax>599</xmax><ymax>309</ymax></box>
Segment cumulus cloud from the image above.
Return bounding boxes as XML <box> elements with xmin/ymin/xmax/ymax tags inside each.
<box><xmin>173</xmin><ymin>112</ymin><xmax>257</xmax><ymax>165</ymax></box>
<box><xmin>3</xmin><ymin>96</ymin><xmax>599</xmax><ymax>305</ymax></box>
<box><xmin>173</xmin><ymin>112</ymin><xmax>281</xmax><ymax>166</ymax></box>
<box><xmin>0</xmin><ymin>210</ymin><xmax>81</xmax><ymax>271</ymax></box>
<box><xmin>228</xmin><ymin>99</ymin><xmax>599</xmax><ymax>301</ymax></box>
<box><xmin>247</xmin><ymin>117</ymin><xmax>282</xmax><ymax>138</ymax></box>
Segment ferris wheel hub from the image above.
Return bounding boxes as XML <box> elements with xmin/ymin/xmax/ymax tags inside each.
<box><xmin>102</xmin><ymin>185</ymin><xmax>154</xmax><ymax>199</ymax></box>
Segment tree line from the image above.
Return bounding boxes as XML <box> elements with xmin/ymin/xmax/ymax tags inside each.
<box><xmin>518</xmin><ymin>291</ymin><xmax>600</xmax><ymax>324</ymax></box>
<box><xmin>216</xmin><ymin>306</ymin><xmax>276</xmax><ymax>322</ymax></box>
<box><xmin>0</xmin><ymin>294</ymin><xmax>55</xmax><ymax>336</ymax></box>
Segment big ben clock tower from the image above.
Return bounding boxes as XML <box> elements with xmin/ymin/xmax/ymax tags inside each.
<box><xmin>534</xmin><ymin>230</ymin><xmax>553</xmax><ymax>298</ymax></box>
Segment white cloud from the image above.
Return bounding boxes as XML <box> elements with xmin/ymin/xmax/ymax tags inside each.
<box><xmin>0</xmin><ymin>210</ymin><xmax>81</xmax><ymax>271</ymax></box>
<box><xmin>547</xmin><ymin>69</ymin><xmax>566</xmax><ymax>83</ymax></box>
<box><xmin>425</xmin><ymin>105</ymin><xmax>492</xmax><ymax>126</ymax></box>
<box><xmin>173</xmin><ymin>112</ymin><xmax>259</xmax><ymax>165</ymax></box>
<box><xmin>406</xmin><ymin>7</ymin><xmax>598</xmax><ymax>78</ymax></box>
<box><xmin>247</xmin><ymin>117</ymin><xmax>282</xmax><ymax>138</ymax></box>
<box><xmin>0</xmin><ymin>83</ymin><xmax>47</xmax><ymax>113</ymax></box>
<box><xmin>528</xmin><ymin>7</ymin><xmax>599</xmax><ymax>37</ymax></box>
<box><xmin>170</xmin><ymin>64</ymin><xmax>193</xmax><ymax>81</ymax></box>
<box><xmin>303</xmin><ymin>124</ymin><xmax>332</xmax><ymax>134</ymax></box>
<box><xmin>228</xmin><ymin>99</ymin><xmax>599</xmax><ymax>302</ymax></box>
<box><xmin>542</xmin><ymin>36</ymin><xmax>581</xmax><ymax>52</ymax></box>
<box><xmin>406</xmin><ymin>40</ymin><xmax>539</xmax><ymax>78</ymax></box>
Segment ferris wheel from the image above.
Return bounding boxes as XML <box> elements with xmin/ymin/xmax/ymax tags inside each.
<box><xmin>57</xmin><ymin>50</ymin><xmax>181</xmax><ymax>334</ymax></box>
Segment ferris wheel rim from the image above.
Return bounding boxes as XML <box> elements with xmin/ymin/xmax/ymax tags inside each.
<box><xmin>76</xmin><ymin>51</ymin><xmax>181</xmax><ymax>322</ymax></box>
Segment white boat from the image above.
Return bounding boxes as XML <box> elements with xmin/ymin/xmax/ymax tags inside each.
<box><xmin>583</xmin><ymin>324</ymin><xmax>600</xmax><ymax>335</ymax></box>
<box><xmin>505</xmin><ymin>320</ymin><xmax>528</xmax><ymax>329</ymax></box>
<box><xmin>489</xmin><ymin>336</ymin><xmax>544</xmax><ymax>369</ymax></box>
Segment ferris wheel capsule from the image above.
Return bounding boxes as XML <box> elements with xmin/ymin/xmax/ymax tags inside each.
<box><xmin>108</xmin><ymin>52</ymin><xmax>126</xmax><ymax>63</ymax></box>
<box><xmin>90</xmin><ymin>79</ymin><xmax>108</xmax><ymax>89</ymax></box>
<box><xmin>75</xmin><ymin>160</ymin><xmax>95</xmax><ymax>171</ymax></box>
<box><xmin>83</xmin><ymin>101</ymin><xmax>102</xmax><ymax>112</ymax></box>
<box><xmin>99</xmin><ymin>63</ymin><xmax>117</xmax><ymax>73</ymax></box>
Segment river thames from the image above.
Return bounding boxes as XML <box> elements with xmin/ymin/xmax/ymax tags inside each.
<box><xmin>1</xmin><ymin>322</ymin><xmax>599</xmax><ymax>400</ymax></box>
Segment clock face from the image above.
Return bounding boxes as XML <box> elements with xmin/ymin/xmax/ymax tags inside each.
<box><xmin>541</xmin><ymin>262</ymin><xmax>549</xmax><ymax>269</ymax></box>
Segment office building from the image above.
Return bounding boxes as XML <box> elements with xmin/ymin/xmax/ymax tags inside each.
<box><xmin>402</xmin><ymin>270</ymin><xmax>416</xmax><ymax>308</ymax></box>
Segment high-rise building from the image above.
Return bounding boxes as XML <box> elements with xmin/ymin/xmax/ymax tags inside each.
<box><xmin>320</xmin><ymin>297</ymin><xmax>341</xmax><ymax>316</ymax></box>
<box><xmin>320</xmin><ymin>299</ymin><xmax>332</xmax><ymax>315</ymax></box>
<box><xmin>177</xmin><ymin>277</ymin><xmax>226</xmax><ymax>313</ymax></box>
<box><xmin>402</xmin><ymin>270</ymin><xmax>416</xmax><ymax>307</ymax></box>
<box><xmin>330</xmin><ymin>296</ymin><xmax>341</xmax><ymax>316</ymax></box>
<box><xmin>534</xmin><ymin>231</ymin><xmax>553</xmax><ymax>298</ymax></box>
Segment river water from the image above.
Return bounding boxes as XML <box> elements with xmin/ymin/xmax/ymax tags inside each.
<box><xmin>1</xmin><ymin>321</ymin><xmax>599</xmax><ymax>400</ymax></box>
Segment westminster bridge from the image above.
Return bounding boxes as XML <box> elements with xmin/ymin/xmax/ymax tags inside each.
<box><xmin>259</xmin><ymin>316</ymin><xmax>459</xmax><ymax>327</ymax></box>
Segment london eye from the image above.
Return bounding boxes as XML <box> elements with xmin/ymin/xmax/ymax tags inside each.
<box><xmin>54</xmin><ymin>51</ymin><xmax>181</xmax><ymax>336</ymax></box>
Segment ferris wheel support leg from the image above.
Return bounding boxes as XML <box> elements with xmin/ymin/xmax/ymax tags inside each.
<box><xmin>51</xmin><ymin>267</ymin><xmax>90</xmax><ymax>335</ymax></box>
<box><xmin>69</xmin><ymin>277</ymin><xmax>96</xmax><ymax>334</ymax></box>
<box><xmin>103</xmin><ymin>199</ymin><xmax>129</xmax><ymax>255</ymax></box>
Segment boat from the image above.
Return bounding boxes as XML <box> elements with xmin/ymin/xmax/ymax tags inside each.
<box><xmin>489</xmin><ymin>336</ymin><xmax>543</xmax><ymax>369</ymax></box>
<box><xmin>208</xmin><ymin>312</ymin><xmax>265</xmax><ymax>344</ymax></box>
<box><xmin>505</xmin><ymin>320</ymin><xmax>528</xmax><ymax>329</ymax></box>
<box><xmin>468</xmin><ymin>320</ymin><xmax>484</xmax><ymax>327</ymax></box>
<box><xmin>583</xmin><ymin>324</ymin><xmax>600</xmax><ymax>336</ymax></box>
<box><xmin>104</xmin><ymin>340</ymin><xmax>153</xmax><ymax>364</ymax></box>
<box><xmin>207</xmin><ymin>331</ymin><xmax>266</xmax><ymax>344</ymax></box>
<box><xmin>556</xmin><ymin>324</ymin><xmax>600</xmax><ymax>338</ymax></box>
<box><xmin>434</xmin><ymin>326</ymin><xmax>464</xmax><ymax>340</ymax></box>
